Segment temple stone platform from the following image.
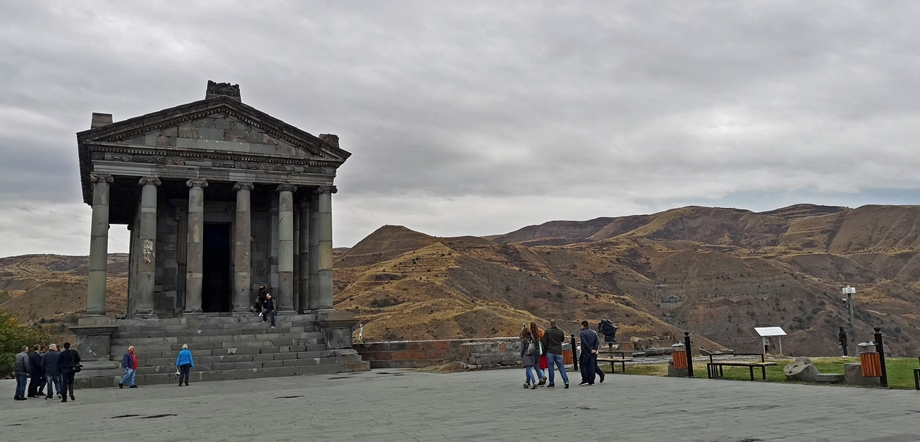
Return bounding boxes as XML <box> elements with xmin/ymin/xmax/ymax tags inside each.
<box><xmin>75</xmin><ymin>313</ymin><xmax>369</xmax><ymax>388</ymax></box>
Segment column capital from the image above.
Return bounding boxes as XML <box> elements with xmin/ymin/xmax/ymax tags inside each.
<box><xmin>313</xmin><ymin>185</ymin><xmax>337</xmax><ymax>195</ymax></box>
<box><xmin>138</xmin><ymin>176</ymin><xmax>161</xmax><ymax>187</ymax></box>
<box><xmin>90</xmin><ymin>173</ymin><xmax>114</xmax><ymax>184</ymax></box>
<box><xmin>187</xmin><ymin>179</ymin><xmax>209</xmax><ymax>188</ymax></box>
<box><xmin>234</xmin><ymin>182</ymin><xmax>255</xmax><ymax>191</ymax></box>
<box><xmin>276</xmin><ymin>184</ymin><xmax>297</xmax><ymax>193</ymax></box>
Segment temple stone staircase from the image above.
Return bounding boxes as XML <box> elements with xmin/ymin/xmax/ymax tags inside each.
<box><xmin>75</xmin><ymin>313</ymin><xmax>369</xmax><ymax>388</ymax></box>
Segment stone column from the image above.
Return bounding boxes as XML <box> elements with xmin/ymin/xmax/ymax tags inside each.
<box><xmin>232</xmin><ymin>182</ymin><xmax>254</xmax><ymax>313</ymax></box>
<box><xmin>297</xmin><ymin>200</ymin><xmax>310</xmax><ymax>313</ymax></box>
<box><xmin>132</xmin><ymin>176</ymin><xmax>160</xmax><ymax>318</ymax></box>
<box><xmin>316</xmin><ymin>186</ymin><xmax>336</xmax><ymax>310</ymax></box>
<box><xmin>276</xmin><ymin>184</ymin><xmax>297</xmax><ymax>312</ymax></box>
<box><xmin>307</xmin><ymin>191</ymin><xmax>320</xmax><ymax>310</ymax></box>
<box><xmin>86</xmin><ymin>173</ymin><xmax>113</xmax><ymax>316</ymax></box>
<box><xmin>185</xmin><ymin>179</ymin><xmax>208</xmax><ymax>314</ymax></box>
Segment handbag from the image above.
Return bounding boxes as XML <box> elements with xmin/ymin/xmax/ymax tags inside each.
<box><xmin>74</xmin><ymin>364</ymin><xmax>83</xmax><ymax>373</ymax></box>
<box><xmin>526</xmin><ymin>342</ymin><xmax>536</xmax><ymax>356</ymax></box>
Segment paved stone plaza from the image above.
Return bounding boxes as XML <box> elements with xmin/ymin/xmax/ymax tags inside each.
<box><xmin>2</xmin><ymin>369</ymin><xmax>919</xmax><ymax>441</ymax></box>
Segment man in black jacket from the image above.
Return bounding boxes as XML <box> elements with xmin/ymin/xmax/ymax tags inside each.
<box><xmin>27</xmin><ymin>344</ymin><xmax>43</xmax><ymax>398</ymax></box>
<box><xmin>58</xmin><ymin>342</ymin><xmax>80</xmax><ymax>402</ymax></box>
<box><xmin>578</xmin><ymin>321</ymin><xmax>599</xmax><ymax>386</ymax></box>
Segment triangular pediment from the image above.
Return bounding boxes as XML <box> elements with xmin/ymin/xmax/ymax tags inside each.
<box><xmin>78</xmin><ymin>96</ymin><xmax>350</xmax><ymax>162</ymax></box>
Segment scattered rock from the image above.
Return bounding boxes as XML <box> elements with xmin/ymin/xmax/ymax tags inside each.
<box><xmin>784</xmin><ymin>357</ymin><xmax>818</xmax><ymax>382</ymax></box>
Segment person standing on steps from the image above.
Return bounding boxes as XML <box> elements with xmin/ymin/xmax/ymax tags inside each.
<box><xmin>27</xmin><ymin>344</ymin><xmax>43</xmax><ymax>398</ymax></box>
<box><xmin>176</xmin><ymin>344</ymin><xmax>195</xmax><ymax>387</ymax></box>
<box><xmin>119</xmin><ymin>346</ymin><xmax>139</xmax><ymax>389</ymax></box>
<box><xmin>262</xmin><ymin>292</ymin><xmax>277</xmax><ymax>328</ymax></box>
<box><xmin>13</xmin><ymin>346</ymin><xmax>29</xmax><ymax>401</ymax></box>
<box><xmin>42</xmin><ymin>344</ymin><xmax>62</xmax><ymax>400</ymax></box>
<box><xmin>544</xmin><ymin>319</ymin><xmax>570</xmax><ymax>389</ymax></box>
<box><xmin>578</xmin><ymin>321</ymin><xmax>599</xmax><ymax>386</ymax></box>
<box><xmin>838</xmin><ymin>327</ymin><xmax>848</xmax><ymax>357</ymax></box>
<box><xmin>58</xmin><ymin>342</ymin><xmax>80</xmax><ymax>402</ymax></box>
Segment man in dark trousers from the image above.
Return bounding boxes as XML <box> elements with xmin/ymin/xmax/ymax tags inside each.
<box><xmin>41</xmin><ymin>344</ymin><xmax>62</xmax><ymax>400</ymax></box>
<box><xmin>262</xmin><ymin>292</ymin><xmax>277</xmax><ymax>328</ymax></box>
<box><xmin>578</xmin><ymin>321</ymin><xmax>599</xmax><ymax>386</ymax></box>
<box><xmin>13</xmin><ymin>346</ymin><xmax>29</xmax><ymax>400</ymax></box>
<box><xmin>27</xmin><ymin>344</ymin><xmax>43</xmax><ymax>397</ymax></box>
<box><xmin>58</xmin><ymin>342</ymin><xmax>80</xmax><ymax>402</ymax></box>
<box><xmin>253</xmin><ymin>282</ymin><xmax>268</xmax><ymax>314</ymax></box>
<box><xmin>543</xmin><ymin>319</ymin><xmax>570</xmax><ymax>389</ymax></box>
<box><xmin>838</xmin><ymin>327</ymin><xmax>848</xmax><ymax>357</ymax></box>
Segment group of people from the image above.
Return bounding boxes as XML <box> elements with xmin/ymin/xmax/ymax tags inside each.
<box><xmin>118</xmin><ymin>343</ymin><xmax>196</xmax><ymax>389</ymax></box>
<box><xmin>12</xmin><ymin>342</ymin><xmax>81</xmax><ymax>402</ymax></box>
<box><xmin>519</xmin><ymin>319</ymin><xmax>608</xmax><ymax>389</ymax></box>
<box><xmin>252</xmin><ymin>282</ymin><xmax>278</xmax><ymax>328</ymax></box>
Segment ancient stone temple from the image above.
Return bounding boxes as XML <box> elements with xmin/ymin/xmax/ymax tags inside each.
<box><xmin>71</xmin><ymin>82</ymin><xmax>368</xmax><ymax>386</ymax></box>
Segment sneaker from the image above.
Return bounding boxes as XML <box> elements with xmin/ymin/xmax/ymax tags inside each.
<box><xmin>547</xmin><ymin>384</ymin><xmax>555</xmax><ymax>388</ymax></box>
<box><xmin>564</xmin><ymin>383</ymin><xmax>569</xmax><ymax>389</ymax></box>
<box><xmin>523</xmin><ymin>383</ymin><xmax>530</xmax><ymax>389</ymax></box>
<box><xmin>118</xmin><ymin>383</ymin><xmax>123</xmax><ymax>389</ymax></box>
<box><xmin>70</xmin><ymin>395</ymin><xmax>75</xmax><ymax>401</ymax></box>
<box><xmin>578</xmin><ymin>382</ymin><xmax>588</xmax><ymax>386</ymax></box>
<box><xmin>129</xmin><ymin>385</ymin><xmax>138</xmax><ymax>389</ymax></box>
<box><xmin>530</xmin><ymin>383</ymin><xmax>537</xmax><ymax>390</ymax></box>
<box><xmin>599</xmin><ymin>372</ymin><xmax>605</xmax><ymax>383</ymax></box>
<box><xmin>271</xmin><ymin>326</ymin><xmax>276</xmax><ymax>329</ymax></box>
<box><xmin>538</xmin><ymin>377</ymin><xmax>547</xmax><ymax>386</ymax></box>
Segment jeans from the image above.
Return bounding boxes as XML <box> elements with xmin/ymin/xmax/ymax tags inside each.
<box><xmin>262</xmin><ymin>309</ymin><xmax>276</xmax><ymax>326</ymax></box>
<box><xmin>524</xmin><ymin>366</ymin><xmax>537</xmax><ymax>385</ymax></box>
<box><xmin>45</xmin><ymin>374</ymin><xmax>62</xmax><ymax>398</ymax></box>
<box><xmin>14</xmin><ymin>373</ymin><xmax>27</xmax><ymax>399</ymax></box>
<box><xmin>579</xmin><ymin>352</ymin><xmax>597</xmax><ymax>384</ymax></box>
<box><xmin>120</xmin><ymin>368</ymin><xmax>136</xmax><ymax>387</ymax></box>
<box><xmin>546</xmin><ymin>352</ymin><xmax>569</xmax><ymax>386</ymax></box>
<box><xmin>179</xmin><ymin>364</ymin><xmax>191</xmax><ymax>385</ymax></box>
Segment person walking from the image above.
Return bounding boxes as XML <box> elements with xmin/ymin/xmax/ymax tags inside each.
<box><xmin>27</xmin><ymin>344</ymin><xmax>43</xmax><ymax>398</ymax></box>
<box><xmin>529</xmin><ymin>322</ymin><xmax>548</xmax><ymax>386</ymax></box>
<box><xmin>520</xmin><ymin>328</ymin><xmax>538</xmax><ymax>390</ymax></box>
<box><xmin>58</xmin><ymin>342</ymin><xmax>81</xmax><ymax>402</ymax></box>
<box><xmin>544</xmin><ymin>319</ymin><xmax>570</xmax><ymax>389</ymax></box>
<box><xmin>838</xmin><ymin>327</ymin><xmax>848</xmax><ymax>357</ymax></box>
<box><xmin>42</xmin><ymin>344</ymin><xmax>62</xmax><ymax>400</ymax></box>
<box><xmin>253</xmin><ymin>282</ymin><xmax>268</xmax><ymax>314</ymax></box>
<box><xmin>13</xmin><ymin>346</ymin><xmax>30</xmax><ymax>401</ymax></box>
<box><xmin>578</xmin><ymin>321</ymin><xmax>599</xmax><ymax>386</ymax></box>
<box><xmin>176</xmin><ymin>344</ymin><xmax>195</xmax><ymax>387</ymax></box>
<box><xmin>262</xmin><ymin>292</ymin><xmax>277</xmax><ymax>328</ymax></box>
<box><xmin>119</xmin><ymin>346</ymin><xmax>139</xmax><ymax>389</ymax></box>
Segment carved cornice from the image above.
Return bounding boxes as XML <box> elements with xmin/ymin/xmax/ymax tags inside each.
<box><xmin>89</xmin><ymin>173</ymin><xmax>114</xmax><ymax>184</ymax></box>
<box><xmin>276</xmin><ymin>184</ymin><xmax>297</xmax><ymax>193</ymax></box>
<box><xmin>187</xmin><ymin>179</ymin><xmax>209</xmax><ymax>188</ymax></box>
<box><xmin>233</xmin><ymin>182</ymin><xmax>254</xmax><ymax>191</ymax></box>
<box><xmin>86</xmin><ymin>143</ymin><xmax>338</xmax><ymax>171</ymax></box>
<box><xmin>138</xmin><ymin>176</ymin><xmax>162</xmax><ymax>187</ymax></box>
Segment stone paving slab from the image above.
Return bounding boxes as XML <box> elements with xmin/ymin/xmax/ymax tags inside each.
<box><xmin>2</xmin><ymin>369</ymin><xmax>920</xmax><ymax>441</ymax></box>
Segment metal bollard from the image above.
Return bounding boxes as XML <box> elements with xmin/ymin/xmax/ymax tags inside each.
<box><xmin>874</xmin><ymin>326</ymin><xmax>888</xmax><ymax>388</ymax></box>
<box><xmin>571</xmin><ymin>334</ymin><xmax>578</xmax><ymax>371</ymax></box>
<box><xmin>684</xmin><ymin>331</ymin><xmax>693</xmax><ymax>378</ymax></box>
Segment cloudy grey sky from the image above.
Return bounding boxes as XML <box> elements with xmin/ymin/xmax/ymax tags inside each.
<box><xmin>2</xmin><ymin>1</ymin><xmax>919</xmax><ymax>257</ymax></box>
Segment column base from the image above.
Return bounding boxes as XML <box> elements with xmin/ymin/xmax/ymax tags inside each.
<box><xmin>70</xmin><ymin>324</ymin><xmax>118</xmax><ymax>362</ymax></box>
<box><xmin>316</xmin><ymin>311</ymin><xmax>359</xmax><ymax>350</ymax></box>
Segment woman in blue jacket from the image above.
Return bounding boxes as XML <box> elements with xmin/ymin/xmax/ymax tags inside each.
<box><xmin>176</xmin><ymin>344</ymin><xmax>195</xmax><ymax>387</ymax></box>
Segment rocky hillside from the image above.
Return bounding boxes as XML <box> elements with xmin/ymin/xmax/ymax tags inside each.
<box><xmin>4</xmin><ymin>204</ymin><xmax>920</xmax><ymax>357</ymax></box>
<box><xmin>335</xmin><ymin>204</ymin><xmax>920</xmax><ymax>356</ymax></box>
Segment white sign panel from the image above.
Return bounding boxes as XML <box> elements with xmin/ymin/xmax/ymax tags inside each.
<box><xmin>754</xmin><ymin>327</ymin><xmax>787</xmax><ymax>337</ymax></box>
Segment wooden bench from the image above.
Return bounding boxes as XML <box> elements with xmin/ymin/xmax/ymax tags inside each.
<box><xmin>596</xmin><ymin>349</ymin><xmax>633</xmax><ymax>373</ymax></box>
<box><xmin>707</xmin><ymin>353</ymin><xmax>777</xmax><ymax>381</ymax></box>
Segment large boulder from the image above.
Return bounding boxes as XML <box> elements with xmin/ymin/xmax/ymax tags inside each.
<box><xmin>784</xmin><ymin>357</ymin><xmax>819</xmax><ymax>382</ymax></box>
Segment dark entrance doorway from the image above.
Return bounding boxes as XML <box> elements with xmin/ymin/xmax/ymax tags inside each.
<box><xmin>202</xmin><ymin>223</ymin><xmax>231</xmax><ymax>312</ymax></box>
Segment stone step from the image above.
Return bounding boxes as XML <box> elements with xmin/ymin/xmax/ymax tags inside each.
<box><xmin>112</xmin><ymin>325</ymin><xmax>318</xmax><ymax>339</ymax></box>
<box><xmin>815</xmin><ymin>373</ymin><xmax>845</xmax><ymax>383</ymax></box>
<box><xmin>113</xmin><ymin>314</ymin><xmax>318</xmax><ymax>330</ymax></box>
<box><xmin>111</xmin><ymin>340</ymin><xmax>327</xmax><ymax>359</ymax></box>
<box><xmin>75</xmin><ymin>360</ymin><xmax>370</xmax><ymax>389</ymax></box>
<box><xmin>134</xmin><ymin>354</ymin><xmax>363</xmax><ymax>375</ymax></box>
<box><xmin>111</xmin><ymin>331</ymin><xmax>324</xmax><ymax>347</ymax></box>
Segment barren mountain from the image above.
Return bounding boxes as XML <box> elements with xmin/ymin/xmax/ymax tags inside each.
<box><xmin>3</xmin><ymin>204</ymin><xmax>919</xmax><ymax>357</ymax></box>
